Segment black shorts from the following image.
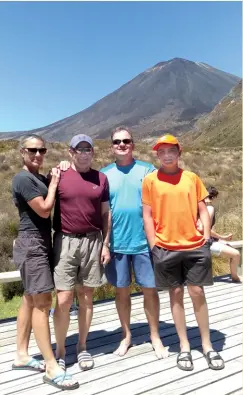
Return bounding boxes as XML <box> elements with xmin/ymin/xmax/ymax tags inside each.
<box><xmin>152</xmin><ymin>243</ymin><xmax>213</xmax><ymax>289</ymax></box>
<box><xmin>13</xmin><ymin>231</ymin><xmax>54</xmax><ymax>295</ymax></box>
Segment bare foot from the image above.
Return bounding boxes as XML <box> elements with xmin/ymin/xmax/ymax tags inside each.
<box><xmin>113</xmin><ymin>339</ymin><xmax>131</xmax><ymax>357</ymax></box>
<box><xmin>152</xmin><ymin>341</ymin><xmax>169</xmax><ymax>359</ymax></box>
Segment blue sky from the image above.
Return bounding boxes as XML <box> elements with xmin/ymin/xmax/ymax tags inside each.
<box><xmin>0</xmin><ymin>1</ymin><xmax>242</xmax><ymax>132</ymax></box>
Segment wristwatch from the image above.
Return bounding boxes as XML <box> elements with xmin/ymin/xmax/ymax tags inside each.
<box><xmin>103</xmin><ymin>242</ymin><xmax>110</xmax><ymax>248</ymax></box>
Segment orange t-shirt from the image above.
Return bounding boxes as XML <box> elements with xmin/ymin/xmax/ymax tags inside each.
<box><xmin>142</xmin><ymin>169</ymin><xmax>208</xmax><ymax>250</ymax></box>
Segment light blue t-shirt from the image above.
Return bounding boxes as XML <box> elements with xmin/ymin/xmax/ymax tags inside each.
<box><xmin>100</xmin><ymin>160</ymin><xmax>156</xmax><ymax>254</ymax></box>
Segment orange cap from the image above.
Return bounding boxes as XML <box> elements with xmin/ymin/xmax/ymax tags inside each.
<box><xmin>152</xmin><ymin>134</ymin><xmax>181</xmax><ymax>151</ymax></box>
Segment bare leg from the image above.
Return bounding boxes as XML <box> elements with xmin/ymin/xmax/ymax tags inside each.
<box><xmin>14</xmin><ymin>295</ymin><xmax>33</xmax><ymax>365</ymax></box>
<box><xmin>114</xmin><ymin>287</ymin><xmax>132</xmax><ymax>356</ymax></box>
<box><xmin>53</xmin><ymin>290</ymin><xmax>74</xmax><ymax>361</ymax></box>
<box><xmin>142</xmin><ymin>288</ymin><xmax>168</xmax><ymax>359</ymax></box>
<box><xmin>187</xmin><ymin>285</ymin><xmax>223</xmax><ymax>368</ymax></box>
<box><xmin>32</xmin><ymin>292</ymin><xmax>77</xmax><ymax>386</ymax></box>
<box><xmin>169</xmin><ymin>287</ymin><xmax>191</xmax><ymax>369</ymax></box>
<box><xmin>76</xmin><ymin>286</ymin><xmax>94</xmax><ymax>369</ymax></box>
<box><xmin>220</xmin><ymin>245</ymin><xmax>241</xmax><ymax>282</ymax></box>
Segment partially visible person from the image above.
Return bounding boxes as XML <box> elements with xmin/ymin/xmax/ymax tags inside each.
<box><xmin>12</xmin><ymin>134</ymin><xmax>79</xmax><ymax>390</ymax></box>
<box><xmin>142</xmin><ymin>134</ymin><xmax>225</xmax><ymax>371</ymax></box>
<box><xmin>198</xmin><ymin>186</ymin><xmax>241</xmax><ymax>283</ymax></box>
<box><xmin>100</xmin><ymin>126</ymin><xmax>168</xmax><ymax>360</ymax></box>
<box><xmin>53</xmin><ymin>134</ymin><xmax>111</xmax><ymax>372</ymax></box>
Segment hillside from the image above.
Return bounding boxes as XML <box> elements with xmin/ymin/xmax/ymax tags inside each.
<box><xmin>0</xmin><ymin>58</ymin><xmax>240</xmax><ymax>142</ymax></box>
<box><xmin>182</xmin><ymin>81</ymin><xmax>242</xmax><ymax>147</ymax></box>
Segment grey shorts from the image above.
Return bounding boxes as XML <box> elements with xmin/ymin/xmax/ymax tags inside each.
<box><xmin>152</xmin><ymin>243</ymin><xmax>213</xmax><ymax>289</ymax></box>
<box><xmin>53</xmin><ymin>231</ymin><xmax>105</xmax><ymax>290</ymax></box>
<box><xmin>13</xmin><ymin>231</ymin><xmax>54</xmax><ymax>295</ymax></box>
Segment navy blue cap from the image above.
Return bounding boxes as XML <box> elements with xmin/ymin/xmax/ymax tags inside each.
<box><xmin>69</xmin><ymin>134</ymin><xmax>93</xmax><ymax>149</ymax></box>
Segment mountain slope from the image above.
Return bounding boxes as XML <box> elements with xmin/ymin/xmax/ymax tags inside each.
<box><xmin>182</xmin><ymin>81</ymin><xmax>242</xmax><ymax>147</ymax></box>
<box><xmin>0</xmin><ymin>58</ymin><xmax>240</xmax><ymax>141</ymax></box>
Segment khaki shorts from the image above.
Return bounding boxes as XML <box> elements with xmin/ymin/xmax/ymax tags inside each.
<box><xmin>53</xmin><ymin>231</ymin><xmax>105</xmax><ymax>290</ymax></box>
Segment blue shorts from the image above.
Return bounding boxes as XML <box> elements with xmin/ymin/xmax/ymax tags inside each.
<box><xmin>105</xmin><ymin>252</ymin><xmax>156</xmax><ymax>288</ymax></box>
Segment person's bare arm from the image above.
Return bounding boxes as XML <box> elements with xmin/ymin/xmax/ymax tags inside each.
<box><xmin>27</xmin><ymin>168</ymin><xmax>60</xmax><ymax>218</ymax></box>
<box><xmin>100</xmin><ymin>201</ymin><xmax>111</xmax><ymax>265</ymax></box>
<box><xmin>198</xmin><ymin>200</ymin><xmax>211</xmax><ymax>240</ymax></box>
<box><xmin>143</xmin><ymin>204</ymin><xmax>155</xmax><ymax>249</ymax></box>
<box><xmin>198</xmin><ymin>205</ymin><xmax>232</xmax><ymax>241</ymax></box>
<box><xmin>210</xmin><ymin>228</ymin><xmax>232</xmax><ymax>241</ymax></box>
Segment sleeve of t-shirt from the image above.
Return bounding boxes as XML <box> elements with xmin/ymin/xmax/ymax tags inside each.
<box><xmin>101</xmin><ymin>176</ymin><xmax>110</xmax><ymax>202</ymax></box>
<box><xmin>13</xmin><ymin>174</ymin><xmax>43</xmax><ymax>202</ymax></box>
<box><xmin>142</xmin><ymin>176</ymin><xmax>152</xmax><ymax>206</ymax></box>
<box><xmin>145</xmin><ymin>163</ymin><xmax>157</xmax><ymax>176</ymax></box>
<box><xmin>195</xmin><ymin>174</ymin><xmax>209</xmax><ymax>202</ymax></box>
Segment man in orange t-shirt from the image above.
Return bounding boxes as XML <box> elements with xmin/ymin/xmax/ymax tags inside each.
<box><xmin>142</xmin><ymin>134</ymin><xmax>225</xmax><ymax>372</ymax></box>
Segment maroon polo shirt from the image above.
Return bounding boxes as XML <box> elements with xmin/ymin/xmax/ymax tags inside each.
<box><xmin>53</xmin><ymin>167</ymin><xmax>109</xmax><ymax>234</ymax></box>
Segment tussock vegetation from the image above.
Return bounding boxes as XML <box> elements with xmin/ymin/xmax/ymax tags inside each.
<box><xmin>0</xmin><ymin>139</ymin><xmax>241</xmax><ymax>301</ymax></box>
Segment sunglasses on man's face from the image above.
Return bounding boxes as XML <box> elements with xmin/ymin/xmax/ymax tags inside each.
<box><xmin>74</xmin><ymin>147</ymin><xmax>93</xmax><ymax>153</ymax></box>
<box><xmin>25</xmin><ymin>148</ymin><xmax>47</xmax><ymax>154</ymax></box>
<box><xmin>112</xmin><ymin>139</ymin><xmax>133</xmax><ymax>145</ymax></box>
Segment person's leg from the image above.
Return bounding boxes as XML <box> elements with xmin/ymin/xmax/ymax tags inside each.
<box><xmin>133</xmin><ymin>252</ymin><xmax>168</xmax><ymax>359</ymax></box>
<box><xmin>115</xmin><ymin>286</ymin><xmax>132</xmax><ymax>356</ymax></box>
<box><xmin>186</xmin><ymin>244</ymin><xmax>224</xmax><ymax>369</ymax></box>
<box><xmin>142</xmin><ymin>288</ymin><xmax>169</xmax><ymax>358</ymax></box>
<box><xmin>76</xmin><ymin>286</ymin><xmax>94</xmax><ymax>348</ymax></box>
<box><xmin>53</xmin><ymin>290</ymin><xmax>74</xmax><ymax>361</ymax></box>
<box><xmin>169</xmin><ymin>287</ymin><xmax>191</xmax><ymax>350</ymax></box>
<box><xmin>105</xmin><ymin>252</ymin><xmax>132</xmax><ymax>356</ymax></box>
<box><xmin>53</xmin><ymin>233</ymin><xmax>79</xmax><ymax>363</ymax></box>
<box><xmin>152</xmin><ymin>247</ymin><xmax>192</xmax><ymax>369</ymax></box>
<box><xmin>220</xmin><ymin>244</ymin><xmax>241</xmax><ymax>282</ymax></box>
<box><xmin>14</xmin><ymin>294</ymin><xmax>33</xmax><ymax>365</ymax></box>
<box><xmin>76</xmin><ymin>286</ymin><xmax>95</xmax><ymax>369</ymax></box>
<box><xmin>32</xmin><ymin>292</ymin><xmax>78</xmax><ymax>388</ymax></box>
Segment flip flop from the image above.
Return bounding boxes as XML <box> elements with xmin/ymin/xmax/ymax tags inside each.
<box><xmin>43</xmin><ymin>372</ymin><xmax>79</xmax><ymax>390</ymax></box>
<box><xmin>177</xmin><ymin>351</ymin><xmax>194</xmax><ymax>371</ymax></box>
<box><xmin>77</xmin><ymin>350</ymin><xmax>94</xmax><ymax>371</ymax></box>
<box><xmin>204</xmin><ymin>351</ymin><xmax>225</xmax><ymax>370</ymax></box>
<box><xmin>12</xmin><ymin>358</ymin><xmax>45</xmax><ymax>372</ymax></box>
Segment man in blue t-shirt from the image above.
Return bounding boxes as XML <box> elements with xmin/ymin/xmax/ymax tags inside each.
<box><xmin>101</xmin><ymin>126</ymin><xmax>168</xmax><ymax>359</ymax></box>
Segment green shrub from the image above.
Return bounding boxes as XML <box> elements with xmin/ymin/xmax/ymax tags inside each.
<box><xmin>2</xmin><ymin>281</ymin><xmax>24</xmax><ymax>302</ymax></box>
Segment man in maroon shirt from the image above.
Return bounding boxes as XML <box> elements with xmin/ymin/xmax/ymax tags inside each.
<box><xmin>53</xmin><ymin>134</ymin><xmax>111</xmax><ymax>372</ymax></box>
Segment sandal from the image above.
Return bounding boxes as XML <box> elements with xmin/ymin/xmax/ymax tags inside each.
<box><xmin>12</xmin><ymin>358</ymin><xmax>45</xmax><ymax>372</ymax></box>
<box><xmin>77</xmin><ymin>350</ymin><xmax>94</xmax><ymax>371</ymax></box>
<box><xmin>57</xmin><ymin>358</ymin><xmax>66</xmax><ymax>371</ymax></box>
<box><xmin>177</xmin><ymin>351</ymin><xmax>194</xmax><ymax>371</ymax></box>
<box><xmin>43</xmin><ymin>372</ymin><xmax>79</xmax><ymax>390</ymax></box>
<box><xmin>204</xmin><ymin>351</ymin><xmax>225</xmax><ymax>370</ymax></box>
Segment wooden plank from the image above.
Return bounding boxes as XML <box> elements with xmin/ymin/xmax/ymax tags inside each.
<box><xmin>0</xmin><ymin>291</ymin><xmax>241</xmax><ymax>365</ymax></box>
<box><xmin>0</xmin><ymin>289</ymin><xmax>241</xmax><ymax>356</ymax></box>
<box><xmin>229</xmin><ymin>241</ymin><xmax>243</xmax><ymax>249</ymax></box>
<box><xmin>0</xmin><ymin>320</ymin><xmax>242</xmax><ymax>395</ymax></box>
<box><xmin>0</xmin><ymin>279</ymin><xmax>238</xmax><ymax>330</ymax></box>
<box><xmin>1</xmin><ymin>302</ymin><xmax>241</xmax><ymax>377</ymax></box>
<box><xmin>4</xmin><ymin>331</ymin><xmax>241</xmax><ymax>395</ymax></box>
<box><xmin>0</xmin><ymin>271</ymin><xmax>21</xmax><ymax>283</ymax></box>
<box><xmin>136</xmin><ymin>360</ymin><xmax>243</xmax><ymax>395</ymax></box>
<box><xmin>0</xmin><ymin>282</ymin><xmax>241</xmax><ymax>339</ymax></box>
<box><xmin>1</xmin><ymin>283</ymin><xmax>240</xmax><ymax>339</ymax></box>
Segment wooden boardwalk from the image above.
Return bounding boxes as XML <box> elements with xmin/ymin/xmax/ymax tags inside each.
<box><xmin>0</xmin><ymin>276</ymin><xmax>242</xmax><ymax>395</ymax></box>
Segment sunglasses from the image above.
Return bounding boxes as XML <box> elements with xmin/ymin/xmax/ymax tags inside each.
<box><xmin>74</xmin><ymin>147</ymin><xmax>92</xmax><ymax>153</ymax></box>
<box><xmin>112</xmin><ymin>139</ymin><xmax>133</xmax><ymax>145</ymax></box>
<box><xmin>25</xmin><ymin>148</ymin><xmax>47</xmax><ymax>154</ymax></box>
